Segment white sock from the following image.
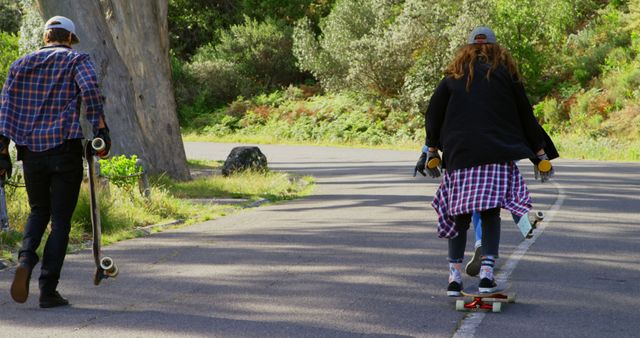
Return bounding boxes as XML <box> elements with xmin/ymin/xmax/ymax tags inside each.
<box><xmin>449</xmin><ymin>262</ymin><xmax>462</xmax><ymax>283</ymax></box>
<box><xmin>479</xmin><ymin>256</ymin><xmax>495</xmax><ymax>280</ymax></box>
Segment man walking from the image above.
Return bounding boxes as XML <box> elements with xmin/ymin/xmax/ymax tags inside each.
<box><xmin>0</xmin><ymin>16</ymin><xmax>110</xmax><ymax>308</ymax></box>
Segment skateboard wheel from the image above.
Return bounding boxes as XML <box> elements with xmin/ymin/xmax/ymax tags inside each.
<box><xmin>100</xmin><ymin>257</ymin><xmax>114</xmax><ymax>270</ymax></box>
<box><xmin>427</xmin><ymin>158</ymin><xmax>441</xmax><ymax>169</ymax></box>
<box><xmin>492</xmin><ymin>302</ymin><xmax>502</xmax><ymax>313</ymax></box>
<box><xmin>507</xmin><ymin>293</ymin><xmax>516</xmax><ymax>303</ymax></box>
<box><xmin>100</xmin><ymin>257</ymin><xmax>119</xmax><ymax>277</ymax></box>
<box><xmin>91</xmin><ymin>138</ymin><xmax>106</xmax><ymax>151</ymax></box>
<box><xmin>537</xmin><ymin>160</ymin><xmax>552</xmax><ymax>172</ymax></box>
<box><xmin>455</xmin><ymin>300</ymin><xmax>466</xmax><ymax>311</ymax></box>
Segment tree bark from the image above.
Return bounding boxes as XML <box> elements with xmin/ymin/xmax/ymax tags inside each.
<box><xmin>36</xmin><ymin>0</ymin><xmax>190</xmax><ymax>180</ymax></box>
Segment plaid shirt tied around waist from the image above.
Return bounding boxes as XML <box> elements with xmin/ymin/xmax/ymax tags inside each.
<box><xmin>431</xmin><ymin>162</ymin><xmax>532</xmax><ymax>239</ymax></box>
<box><xmin>0</xmin><ymin>45</ymin><xmax>103</xmax><ymax>152</ymax></box>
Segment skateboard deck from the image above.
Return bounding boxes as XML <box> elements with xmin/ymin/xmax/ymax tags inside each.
<box><xmin>516</xmin><ymin>211</ymin><xmax>544</xmax><ymax>239</ymax></box>
<box><xmin>85</xmin><ymin>138</ymin><xmax>118</xmax><ymax>285</ymax></box>
<box><xmin>0</xmin><ymin>177</ymin><xmax>9</xmax><ymax>231</ymax></box>
<box><xmin>456</xmin><ymin>286</ymin><xmax>516</xmax><ymax>313</ymax></box>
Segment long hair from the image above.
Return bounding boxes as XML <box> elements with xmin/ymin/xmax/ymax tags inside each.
<box><xmin>445</xmin><ymin>43</ymin><xmax>521</xmax><ymax>91</ymax></box>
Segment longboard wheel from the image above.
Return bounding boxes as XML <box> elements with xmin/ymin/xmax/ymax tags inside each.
<box><xmin>492</xmin><ymin>302</ymin><xmax>502</xmax><ymax>313</ymax></box>
<box><xmin>105</xmin><ymin>263</ymin><xmax>119</xmax><ymax>278</ymax></box>
<box><xmin>456</xmin><ymin>299</ymin><xmax>467</xmax><ymax>311</ymax></box>
<box><xmin>100</xmin><ymin>257</ymin><xmax>114</xmax><ymax>270</ymax></box>
<box><xmin>537</xmin><ymin>160</ymin><xmax>552</xmax><ymax>172</ymax></box>
<box><xmin>100</xmin><ymin>257</ymin><xmax>119</xmax><ymax>278</ymax></box>
<box><xmin>427</xmin><ymin>158</ymin><xmax>440</xmax><ymax>169</ymax></box>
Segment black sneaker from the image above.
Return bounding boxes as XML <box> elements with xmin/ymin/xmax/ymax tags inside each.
<box><xmin>465</xmin><ymin>245</ymin><xmax>482</xmax><ymax>277</ymax></box>
<box><xmin>11</xmin><ymin>259</ymin><xmax>34</xmax><ymax>303</ymax></box>
<box><xmin>478</xmin><ymin>278</ymin><xmax>497</xmax><ymax>293</ymax></box>
<box><xmin>39</xmin><ymin>291</ymin><xmax>70</xmax><ymax>308</ymax></box>
<box><xmin>447</xmin><ymin>281</ymin><xmax>463</xmax><ymax>297</ymax></box>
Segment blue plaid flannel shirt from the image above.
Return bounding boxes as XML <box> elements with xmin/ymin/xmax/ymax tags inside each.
<box><xmin>0</xmin><ymin>45</ymin><xmax>104</xmax><ymax>152</ymax></box>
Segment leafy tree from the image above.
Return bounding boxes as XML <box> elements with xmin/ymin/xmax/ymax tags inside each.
<box><xmin>168</xmin><ymin>0</ymin><xmax>240</xmax><ymax>59</ymax></box>
<box><xmin>0</xmin><ymin>0</ymin><xmax>21</xmax><ymax>33</ymax></box>
<box><xmin>293</xmin><ymin>0</ymin><xmax>404</xmax><ymax>93</ymax></box>
<box><xmin>240</xmin><ymin>0</ymin><xmax>334</xmax><ymax>24</ymax></box>
<box><xmin>0</xmin><ymin>31</ymin><xmax>19</xmax><ymax>84</ymax></box>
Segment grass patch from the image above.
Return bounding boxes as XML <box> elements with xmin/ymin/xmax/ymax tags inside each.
<box><xmin>553</xmin><ymin>133</ymin><xmax>640</xmax><ymax>161</ymax></box>
<box><xmin>0</xmin><ymin>160</ymin><xmax>314</xmax><ymax>263</ymax></box>
<box><xmin>155</xmin><ymin>169</ymin><xmax>314</xmax><ymax>201</ymax></box>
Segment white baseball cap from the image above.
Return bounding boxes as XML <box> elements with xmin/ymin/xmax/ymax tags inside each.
<box><xmin>45</xmin><ymin>16</ymin><xmax>80</xmax><ymax>44</ymax></box>
<box><xmin>468</xmin><ymin>26</ymin><xmax>496</xmax><ymax>45</ymax></box>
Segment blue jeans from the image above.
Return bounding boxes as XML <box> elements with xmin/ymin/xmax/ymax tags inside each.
<box><xmin>473</xmin><ymin>212</ymin><xmax>521</xmax><ymax>243</ymax></box>
<box><xmin>19</xmin><ymin>142</ymin><xmax>83</xmax><ymax>294</ymax></box>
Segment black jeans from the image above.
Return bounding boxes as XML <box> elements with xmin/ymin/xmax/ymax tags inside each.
<box><xmin>19</xmin><ymin>144</ymin><xmax>83</xmax><ymax>294</ymax></box>
<box><xmin>448</xmin><ymin>207</ymin><xmax>501</xmax><ymax>261</ymax></box>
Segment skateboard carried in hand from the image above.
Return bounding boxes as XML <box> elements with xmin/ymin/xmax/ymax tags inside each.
<box><xmin>456</xmin><ymin>286</ymin><xmax>516</xmax><ymax>313</ymax></box>
<box><xmin>85</xmin><ymin>138</ymin><xmax>118</xmax><ymax>285</ymax></box>
<box><xmin>516</xmin><ymin>211</ymin><xmax>544</xmax><ymax>239</ymax></box>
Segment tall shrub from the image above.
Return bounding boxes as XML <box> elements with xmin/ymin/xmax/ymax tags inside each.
<box><xmin>0</xmin><ymin>31</ymin><xmax>19</xmax><ymax>85</ymax></box>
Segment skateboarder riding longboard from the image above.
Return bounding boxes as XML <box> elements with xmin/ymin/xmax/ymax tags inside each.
<box><xmin>456</xmin><ymin>285</ymin><xmax>515</xmax><ymax>313</ymax></box>
<box><xmin>85</xmin><ymin>137</ymin><xmax>118</xmax><ymax>285</ymax></box>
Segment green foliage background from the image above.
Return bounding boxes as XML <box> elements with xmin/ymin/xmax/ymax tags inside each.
<box><xmin>172</xmin><ymin>0</ymin><xmax>640</xmax><ymax>160</ymax></box>
<box><xmin>1</xmin><ymin>0</ymin><xmax>639</xmax><ymax>160</ymax></box>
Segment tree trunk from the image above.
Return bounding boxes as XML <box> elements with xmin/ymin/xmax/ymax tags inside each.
<box><xmin>36</xmin><ymin>0</ymin><xmax>190</xmax><ymax>180</ymax></box>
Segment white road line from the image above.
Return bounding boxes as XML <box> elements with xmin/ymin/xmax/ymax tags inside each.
<box><xmin>452</xmin><ymin>181</ymin><xmax>566</xmax><ymax>338</ymax></box>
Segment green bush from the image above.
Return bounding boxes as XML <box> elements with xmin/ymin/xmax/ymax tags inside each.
<box><xmin>0</xmin><ymin>31</ymin><xmax>19</xmax><ymax>85</ymax></box>
<box><xmin>99</xmin><ymin>155</ymin><xmax>144</xmax><ymax>190</ymax></box>
<box><xmin>194</xmin><ymin>16</ymin><xmax>300</xmax><ymax>93</ymax></box>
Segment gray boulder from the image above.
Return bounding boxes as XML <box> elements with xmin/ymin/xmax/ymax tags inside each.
<box><xmin>222</xmin><ymin>146</ymin><xmax>268</xmax><ymax>176</ymax></box>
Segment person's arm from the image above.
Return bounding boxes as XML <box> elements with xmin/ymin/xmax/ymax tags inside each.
<box><xmin>425</xmin><ymin>78</ymin><xmax>450</xmax><ymax>150</ymax></box>
<box><xmin>414</xmin><ymin>78</ymin><xmax>449</xmax><ymax>178</ymax></box>
<box><xmin>73</xmin><ymin>55</ymin><xmax>105</xmax><ymax>135</ymax></box>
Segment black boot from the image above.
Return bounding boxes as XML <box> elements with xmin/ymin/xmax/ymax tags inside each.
<box><xmin>11</xmin><ymin>256</ymin><xmax>36</xmax><ymax>303</ymax></box>
<box><xmin>39</xmin><ymin>291</ymin><xmax>69</xmax><ymax>308</ymax></box>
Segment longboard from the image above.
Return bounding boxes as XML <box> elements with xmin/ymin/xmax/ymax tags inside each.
<box><xmin>85</xmin><ymin>138</ymin><xmax>118</xmax><ymax>285</ymax></box>
<box><xmin>456</xmin><ymin>286</ymin><xmax>516</xmax><ymax>313</ymax></box>
<box><xmin>516</xmin><ymin>211</ymin><xmax>544</xmax><ymax>239</ymax></box>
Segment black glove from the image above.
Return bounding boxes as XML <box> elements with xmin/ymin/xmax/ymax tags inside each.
<box><xmin>530</xmin><ymin>153</ymin><xmax>554</xmax><ymax>183</ymax></box>
<box><xmin>425</xmin><ymin>150</ymin><xmax>441</xmax><ymax>178</ymax></box>
<box><xmin>413</xmin><ymin>150</ymin><xmax>442</xmax><ymax>178</ymax></box>
<box><xmin>95</xmin><ymin>127</ymin><xmax>111</xmax><ymax>158</ymax></box>
<box><xmin>414</xmin><ymin>152</ymin><xmax>427</xmax><ymax>177</ymax></box>
<box><xmin>0</xmin><ymin>153</ymin><xmax>12</xmax><ymax>179</ymax></box>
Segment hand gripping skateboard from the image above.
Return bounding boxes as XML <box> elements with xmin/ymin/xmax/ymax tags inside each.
<box><xmin>85</xmin><ymin>138</ymin><xmax>118</xmax><ymax>285</ymax></box>
<box><xmin>456</xmin><ymin>286</ymin><xmax>516</xmax><ymax>313</ymax></box>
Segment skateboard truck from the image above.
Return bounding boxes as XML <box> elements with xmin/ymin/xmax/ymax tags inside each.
<box><xmin>456</xmin><ymin>289</ymin><xmax>516</xmax><ymax>313</ymax></box>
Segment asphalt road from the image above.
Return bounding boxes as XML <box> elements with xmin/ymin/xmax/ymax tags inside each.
<box><xmin>0</xmin><ymin>142</ymin><xmax>638</xmax><ymax>337</ymax></box>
